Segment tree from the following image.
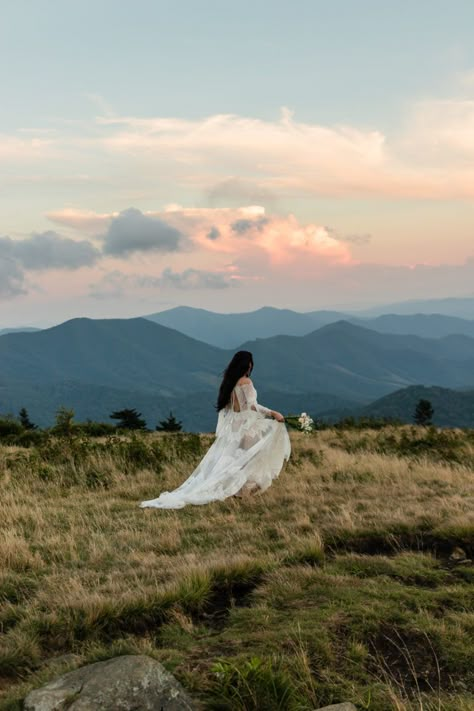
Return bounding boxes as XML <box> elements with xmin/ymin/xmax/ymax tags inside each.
<box><xmin>52</xmin><ymin>406</ymin><xmax>76</xmax><ymax>436</ymax></box>
<box><xmin>413</xmin><ymin>398</ymin><xmax>434</xmax><ymax>426</ymax></box>
<box><xmin>156</xmin><ymin>411</ymin><xmax>182</xmax><ymax>432</ymax></box>
<box><xmin>110</xmin><ymin>408</ymin><xmax>147</xmax><ymax>430</ymax></box>
<box><xmin>19</xmin><ymin>407</ymin><xmax>37</xmax><ymax>430</ymax></box>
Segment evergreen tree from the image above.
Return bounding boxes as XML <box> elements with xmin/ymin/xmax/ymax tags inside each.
<box><xmin>413</xmin><ymin>398</ymin><xmax>434</xmax><ymax>426</ymax></box>
<box><xmin>110</xmin><ymin>408</ymin><xmax>147</xmax><ymax>430</ymax></box>
<box><xmin>19</xmin><ymin>407</ymin><xmax>37</xmax><ymax>430</ymax></box>
<box><xmin>156</xmin><ymin>411</ymin><xmax>183</xmax><ymax>432</ymax></box>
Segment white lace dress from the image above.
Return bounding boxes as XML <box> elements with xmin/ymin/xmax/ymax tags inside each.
<box><xmin>140</xmin><ymin>381</ymin><xmax>291</xmax><ymax>509</ymax></box>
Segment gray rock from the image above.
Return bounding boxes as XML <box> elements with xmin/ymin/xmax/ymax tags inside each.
<box><xmin>316</xmin><ymin>704</ymin><xmax>357</xmax><ymax>711</ymax></box>
<box><xmin>24</xmin><ymin>654</ymin><xmax>196</xmax><ymax>710</ymax></box>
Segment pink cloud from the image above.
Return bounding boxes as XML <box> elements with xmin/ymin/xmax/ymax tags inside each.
<box><xmin>92</xmin><ymin>105</ymin><xmax>474</xmax><ymax>199</ymax></box>
<box><xmin>47</xmin><ymin>205</ymin><xmax>352</xmax><ymax>277</ymax></box>
<box><xmin>3</xmin><ymin>89</ymin><xmax>474</xmax><ymax>205</ymax></box>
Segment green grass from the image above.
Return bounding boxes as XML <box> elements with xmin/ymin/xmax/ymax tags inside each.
<box><xmin>0</xmin><ymin>426</ymin><xmax>474</xmax><ymax>709</ymax></box>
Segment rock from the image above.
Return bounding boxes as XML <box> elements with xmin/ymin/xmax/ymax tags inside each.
<box><xmin>449</xmin><ymin>546</ymin><xmax>467</xmax><ymax>562</ymax></box>
<box><xmin>316</xmin><ymin>704</ymin><xmax>357</xmax><ymax>711</ymax></box>
<box><xmin>24</xmin><ymin>654</ymin><xmax>196</xmax><ymax>711</ymax></box>
<box><xmin>448</xmin><ymin>547</ymin><xmax>472</xmax><ymax>566</ymax></box>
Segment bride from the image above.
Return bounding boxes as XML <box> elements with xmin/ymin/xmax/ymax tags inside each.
<box><xmin>140</xmin><ymin>350</ymin><xmax>291</xmax><ymax>509</ymax></box>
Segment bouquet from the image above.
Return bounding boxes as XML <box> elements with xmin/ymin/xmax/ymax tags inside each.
<box><xmin>285</xmin><ymin>412</ymin><xmax>315</xmax><ymax>434</ymax></box>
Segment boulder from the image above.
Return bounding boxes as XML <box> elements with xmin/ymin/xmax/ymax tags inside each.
<box><xmin>316</xmin><ymin>704</ymin><xmax>357</xmax><ymax>711</ymax></box>
<box><xmin>24</xmin><ymin>654</ymin><xmax>196</xmax><ymax>710</ymax></box>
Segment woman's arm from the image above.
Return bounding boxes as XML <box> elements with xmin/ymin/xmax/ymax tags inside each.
<box><xmin>239</xmin><ymin>379</ymin><xmax>284</xmax><ymax>421</ymax></box>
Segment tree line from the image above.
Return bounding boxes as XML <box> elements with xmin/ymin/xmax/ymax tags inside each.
<box><xmin>0</xmin><ymin>398</ymin><xmax>436</xmax><ymax>439</ymax></box>
<box><xmin>0</xmin><ymin>406</ymin><xmax>183</xmax><ymax>438</ymax></box>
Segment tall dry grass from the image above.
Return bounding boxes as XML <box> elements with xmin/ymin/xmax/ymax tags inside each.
<box><xmin>0</xmin><ymin>427</ymin><xmax>473</xmax><ymax>709</ymax></box>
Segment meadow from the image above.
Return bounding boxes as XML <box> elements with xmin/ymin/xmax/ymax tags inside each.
<box><xmin>1</xmin><ymin>425</ymin><xmax>474</xmax><ymax>710</ymax></box>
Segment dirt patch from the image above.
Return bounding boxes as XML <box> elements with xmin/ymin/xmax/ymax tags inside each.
<box><xmin>327</xmin><ymin>529</ymin><xmax>474</xmax><ymax>561</ymax></box>
<box><xmin>368</xmin><ymin>624</ymin><xmax>449</xmax><ymax>695</ymax></box>
<box><xmin>198</xmin><ymin>576</ymin><xmax>264</xmax><ymax>629</ymax></box>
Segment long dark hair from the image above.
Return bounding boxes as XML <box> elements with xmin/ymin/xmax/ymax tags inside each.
<box><xmin>216</xmin><ymin>351</ymin><xmax>253</xmax><ymax>411</ymax></box>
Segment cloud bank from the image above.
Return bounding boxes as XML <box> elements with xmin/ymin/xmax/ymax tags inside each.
<box><xmin>0</xmin><ymin>231</ymin><xmax>100</xmax><ymax>300</ymax></box>
<box><xmin>89</xmin><ymin>266</ymin><xmax>235</xmax><ymax>299</ymax></box>
<box><xmin>6</xmin><ymin>92</ymin><xmax>474</xmax><ymax>202</ymax></box>
<box><xmin>0</xmin><ymin>232</ymin><xmax>100</xmax><ymax>270</ymax></box>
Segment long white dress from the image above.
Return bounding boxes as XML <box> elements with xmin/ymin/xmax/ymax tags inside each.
<box><xmin>140</xmin><ymin>381</ymin><xmax>291</xmax><ymax>509</ymax></box>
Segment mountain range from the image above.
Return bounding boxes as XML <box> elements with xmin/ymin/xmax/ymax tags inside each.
<box><xmin>4</xmin><ymin>302</ymin><xmax>474</xmax><ymax>349</ymax></box>
<box><xmin>358</xmin><ymin>295</ymin><xmax>474</xmax><ymax>319</ymax></box>
<box><xmin>145</xmin><ymin>306</ymin><xmax>474</xmax><ymax>348</ymax></box>
<box><xmin>1</xmin><ymin>316</ymin><xmax>474</xmax><ymax>429</ymax></box>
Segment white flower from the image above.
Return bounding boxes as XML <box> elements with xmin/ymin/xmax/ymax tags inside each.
<box><xmin>297</xmin><ymin>411</ymin><xmax>314</xmax><ymax>434</ymax></box>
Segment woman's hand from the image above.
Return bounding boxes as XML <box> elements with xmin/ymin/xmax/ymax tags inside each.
<box><xmin>272</xmin><ymin>411</ymin><xmax>285</xmax><ymax>422</ymax></box>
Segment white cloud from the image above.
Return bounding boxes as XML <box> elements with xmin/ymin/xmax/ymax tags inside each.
<box><xmin>402</xmin><ymin>99</ymin><xmax>474</xmax><ymax>160</ymax></box>
<box><xmin>3</xmin><ymin>84</ymin><xmax>474</xmax><ymax>203</ymax></box>
<box><xmin>47</xmin><ymin>208</ymin><xmax>116</xmax><ymax>231</ymax></box>
<box><xmin>85</xmin><ymin>104</ymin><xmax>474</xmax><ymax>199</ymax></box>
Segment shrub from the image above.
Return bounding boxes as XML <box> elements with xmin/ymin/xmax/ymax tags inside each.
<box><xmin>111</xmin><ymin>435</ymin><xmax>164</xmax><ymax>474</ymax></box>
<box><xmin>0</xmin><ymin>418</ymin><xmax>23</xmax><ymax>438</ymax></box>
<box><xmin>78</xmin><ymin>421</ymin><xmax>117</xmax><ymax>437</ymax></box>
<box><xmin>10</xmin><ymin>430</ymin><xmax>45</xmax><ymax>448</ymax></box>
<box><xmin>334</xmin><ymin>415</ymin><xmax>401</xmax><ymax>430</ymax></box>
<box><xmin>51</xmin><ymin>407</ymin><xmax>76</xmax><ymax>437</ymax></box>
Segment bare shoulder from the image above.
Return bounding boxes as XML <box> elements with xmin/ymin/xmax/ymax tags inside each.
<box><xmin>236</xmin><ymin>376</ymin><xmax>252</xmax><ymax>386</ymax></box>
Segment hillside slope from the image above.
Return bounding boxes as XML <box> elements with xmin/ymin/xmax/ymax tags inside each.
<box><xmin>2</xmin><ymin>318</ymin><xmax>474</xmax><ymax>427</ymax></box>
<box><xmin>0</xmin><ymin>318</ymin><xmax>224</xmax><ymax>394</ymax></box>
<box><xmin>362</xmin><ymin>385</ymin><xmax>474</xmax><ymax>428</ymax></box>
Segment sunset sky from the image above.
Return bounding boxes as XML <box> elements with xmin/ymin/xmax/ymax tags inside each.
<box><xmin>1</xmin><ymin>0</ymin><xmax>474</xmax><ymax>327</ymax></box>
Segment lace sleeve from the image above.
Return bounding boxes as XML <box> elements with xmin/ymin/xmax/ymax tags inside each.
<box><xmin>241</xmin><ymin>382</ymin><xmax>272</xmax><ymax>417</ymax></box>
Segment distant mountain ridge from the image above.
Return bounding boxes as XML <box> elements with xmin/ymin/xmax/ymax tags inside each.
<box><xmin>0</xmin><ymin>327</ymin><xmax>40</xmax><ymax>337</ymax></box>
<box><xmin>144</xmin><ymin>306</ymin><xmax>346</xmax><ymax>348</ymax></box>
<box><xmin>145</xmin><ymin>306</ymin><xmax>474</xmax><ymax>348</ymax></box>
<box><xmin>1</xmin><ymin>317</ymin><xmax>474</xmax><ymax>429</ymax></box>
<box><xmin>358</xmin><ymin>296</ymin><xmax>474</xmax><ymax>319</ymax></box>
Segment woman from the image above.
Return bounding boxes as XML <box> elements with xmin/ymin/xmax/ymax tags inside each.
<box><xmin>140</xmin><ymin>351</ymin><xmax>291</xmax><ymax>509</ymax></box>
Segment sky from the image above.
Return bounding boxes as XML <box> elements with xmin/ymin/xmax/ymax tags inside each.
<box><xmin>1</xmin><ymin>0</ymin><xmax>474</xmax><ymax>327</ymax></box>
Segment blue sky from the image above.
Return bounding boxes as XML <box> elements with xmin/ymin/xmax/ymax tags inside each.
<box><xmin>1</xmin><ymin>0</ymin><xmax>474</xmax><ymax>325</ymax></box>
<box><xmin>3</xmin><ymin>0</ymin><xmax>471</xmax><ymax>126</ymax></box>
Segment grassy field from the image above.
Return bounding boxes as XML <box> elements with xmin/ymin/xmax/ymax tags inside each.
<box><xmin>1</xmin><ymin>426</ymin><xmax>474</xmax><ymax>710</ymax></box>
